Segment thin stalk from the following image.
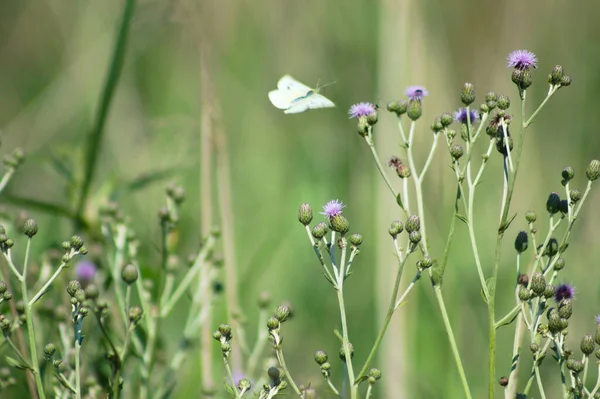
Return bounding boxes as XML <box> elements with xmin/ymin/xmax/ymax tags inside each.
<box><xmin>274</xmin><ymin>348</ymin><xmax>302</xmax><ymax>396</ymax></box>
<box><xmin>19</xmin><ymin>239</ymin><xmax>46</xmax><ymax>399</ymax></box>
<box><xmin>75</xmin><ymin>340</ymin><xmax>82</xmax><ymax>399</ymax></box>
<box><xmin>356</xmin><ymin>256</ymin><xmax>410</xmax><ymax>381</ymax></box>
<box><xmin>29</xmin><ymin>263</ymin><xmax>67</xmax><ymax>306</ymax></box>
<box><xmin>364</xmin><ymin>128</ymin><xmax>408</xmax><ymax>216</ymax></box>
<box><xmin>74</xmin><ymin>0</ymin><xmax>136</xmax><ymax>230</ymax></box>
<box><xmin>337</xmin><ymin>287</ymin><xmax>357</xmax><ymax>399</ymax></box>
<box><xmin>0</xmin><ymin>168</ymin><xmax>15</xmax><ymax>193</ymax></box>
<box><xmin>434</xmin><ymin>286</ymin><xmax>472</xmax><ymax>399</ymax></box>
<box><xmin>589</xmin><ymin>363</ymin><xmax>600</xmax><ymax>396</ymax></box>
<box><xmin>534</xmin><ymin>364</ymin><xmax>547</xmax><ymax>399</ymax></box>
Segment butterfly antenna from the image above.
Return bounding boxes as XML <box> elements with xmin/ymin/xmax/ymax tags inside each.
<box><xmin>316</xmin><ymin>80</ymin><xmax>337</xmax><ymax>92</ymax></box>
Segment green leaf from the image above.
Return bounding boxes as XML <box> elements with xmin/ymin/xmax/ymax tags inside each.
<box><xmin>480</xmin><ymin>286</ymin><xmax>488</xmax><ymax>304</ymax></box>
<box><xmin>5</xmin><ymin>356</ymin><xmax>32</xmax><ymax>371</ymax></box>
<box><xmin>486</xmin><ymin>277</ymin><xmax>496</xmax><ymax>297</ymax></box>
<box><xmin>456</xmin><ymin>214</ymin><xmax>469</xmax><ymax>225</ymax></box>
<box><xmin>54</xmin><ymin>373</ymin><xmax>77</xmax><ymax>393</ymax></box>
<box><xmin>499</xmin><ymin>213</ymin><xmax>517</xmax><ymax>234</ymax></box>
<box><xmin>559</xmin><ymin>243</ymin><xmax>569</xmax><ymax>253</ymax></box>
<box><xmin>496</xmin><ymin>312</ymin><xmax>520</xmax><ymax>330</ymax></box>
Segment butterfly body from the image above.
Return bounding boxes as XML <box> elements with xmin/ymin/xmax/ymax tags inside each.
<box><xmin>268</xmin><ymin>75</ymin><xmax>335</xmax><ymax>114</ymax></box>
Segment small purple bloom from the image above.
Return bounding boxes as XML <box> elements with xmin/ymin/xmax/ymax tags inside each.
<box><xmin>348</xmin><ymin>102</ymin><xmax>376</xmax><ymax>119</ymax></box>
<box><xmin>507</xmin><ymin>50</ymin><xmax>538</xmax><ymax>70</ymax></box>
<box><xmin>75</xmin><ymin>260</ymin><xmax>97</xmax><ymax>283</ymax></box>
<box><xmin>453</xmin><ymin>108</ymin><xmax>479</xmax><ymax>124</ymax></box>
<box><xmin>554</xmin><ymin>283</ymin><xmax>575</xmax><ymax>302</ymax></box>
<box><xmin>321</xmin><ymin>199</ymin><xmax>345</xmax><ymax>218</ymax></box>
<box><xmin>405</xmin><ymin>85</ymin><xmax>429</xmax><ymax>100</ymax></box>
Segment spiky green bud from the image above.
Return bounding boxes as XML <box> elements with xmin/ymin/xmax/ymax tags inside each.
<box><xmin>339</xmin><ymin>342</ymin><xmax>354</xmax><ymax>361</ymax></box>
<box><xmin>525</xmin><ymin>211</ymin><xmax>537</xmax><ymax>223</ymax></box>
<box><xmin>549</xmin><ymin>65</ymin><xmax>564</xmax><ymax>85</ymax></box>
<box><xmin>586</xmin><ymin>160</ymin><xmax>600</xmax><ymax>181</ymax></box>
<box><xmin>298</xmin><ymin>203</ymin><xmax>313</xmax><ymax>226</ymax></box>
<box><xmin>23</xmin><ymin>219</ymin><xmax>38</xmax><ymax>238</ymax></box>
<box><xmin>121</xmin><ymin>264</ymin><xmax>139</xmax><ymax>285</ymax></box>
<box><xmin>312</xmin><ymin>222</ymin><xmax>328</xmax><ymax>239</ymax></box>
<box><xmin>314</xmin><ymin>350</ymin><xmax>328</xmax><ymax>365</ymax></box>
<box><xmin>497</xmin><ymin>94</ymin><xmax>510</xmax><ymax>110</ymax></box>
<box><xmin>581</xmin><ymin>334</ymin><xmax>595</xmax><ymax>356</ymax></box>
<box><xmin>349</xmin><ymin>233</ymin><xmax>363</xmax><ymax>246</ymax></box>
<box><xmin>450</xmin><ymin>145</ymin><xmax>464</xmax><ymax>160</ymax></box>
<box><xmin>389</xmin><ymin>220</ymin><xmax>404</xmax><ymax>237</ymax></box>
<box><xmin>274</xmin><ymin>304</ymin><xmax>292</xmax><ymax>323</ymax></box>
<box><xmin>514</xmin><ymin>231</ymin><xmax>528</xmax><ymax>253</ymax></box>
<box><xmin>67</xmin><ymin>280</ymin><xmax>81</xmax><ymax>297</ymax></box>
<box><xmin>330</xmin><ymin>215</ymin><xmax>350</xmax><ymax>234</ymax></box>
<box><xmin>531</xmin><ymin>273</ymin><xmax>546</xmax><ymax>296</ymax></box>
<box><xmin>406</xmin><ymin>99</ymin><xmax>422</xmax><ymax>121</ymax></box>
<box><xmin>461</xmin><ymin>83</ymin><xmax>476</xmax><ymax>105</ymax></box>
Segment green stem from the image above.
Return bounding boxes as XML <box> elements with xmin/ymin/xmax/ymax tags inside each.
<box><xmin>356</xmin><ymin>256</ymin><xmax>410</xmax><ymax>381</ymax></box>
<box><xmin>534</xmin><ymin>364</ymin><xmax>547</xmax><ymax>399</ymax></box>
<box><xmin>589</xmin><ymin>363</ymin><xmax>600</xmax><ymax>396</ymax></box>
<box><xmin>0</xmin><ymin>168</ymin><xmax>15</xmax><ymax>193</ymax></box>
<box><xmin>274</xmin><ymin>348</ymin><xmax>302</xmax><ymax>397</ymax></box>
<box><xmin>364</xmin><ymin>131</ymin><xmax>408</xmax><ymax>216</ymax></box>
<box><xmin>29</xmin><ymin>263</ymin><xmax>67</xmax><ymax>306</ymax></box>
<box><xmin>434</xmin><ymin>286</ymin><xmax>472</xmax><ymax>399</ymax></box>
<box><xmin>75</xmin><ymin>340</ymin><xmax>81</xmax><ymax>399</ymax></box>
<box><xmin>337</xmin><ymin>286</ymin><xmax>357</xmax><ymax>399</ymax></box>
<box><xmin>74</xmin><ymin>0</ymin><xmax>136</xmax><ymax>230</ymax></box>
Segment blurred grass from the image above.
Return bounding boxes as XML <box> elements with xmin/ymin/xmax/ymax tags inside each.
<box><xmin>0</xmin><ymin>0</ymin><xmax>599</xmax><ymax>398</ymax></box>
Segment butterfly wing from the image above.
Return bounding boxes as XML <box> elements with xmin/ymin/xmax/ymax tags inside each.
<box><xmin>268</xmin><ymin>89</ymin><xmax>305</xmax><ymax>110</ymax></box>
<box><xmin>283</xmin><ymin>94</ymin><xmax>335</xmax><ymax>114</ymax></box>
<box><xmin>277</xmin><ymin>75</ymin><xmax>313</xmax><ymax>92</ymax></box>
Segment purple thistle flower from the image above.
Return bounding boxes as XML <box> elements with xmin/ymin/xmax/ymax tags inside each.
<box><xmin>554</xmin><ymin>283</ymin><xmax>575</xmax><ymax>302</ymax></box>
<box><xmin>320</xmin><ymin>199</ymin><xmax>345</xmax><ymax>218</ymax></box>
<box><xmin>75</xmin><ymin>260</ymin><xmax>97</xmax><ymax>283</ymax></box>
<box><xmin>507</xmin><ymin>50</ymin><xmax>538</xmax><ymax>70</ymax></box>
<box><xmin>453</xmin><ymin>108</ymin><xmax>479</xmax><ymax>124</ymax></box>
<box><xmin>348</xmin><ymin>102</ymin><xmax>376</xmax><ymax>119</ymax></box>
<box><xmin>405</xmin><ymin>85</ymin><xmax>429</xmax><ymax>100</ymax></box>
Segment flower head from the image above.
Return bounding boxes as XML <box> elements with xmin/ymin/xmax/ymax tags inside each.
<box><xmin>404</xmin><ymin>85</ymin><xmax>428</xmax><ymax>100</ymax></box>
<box><xmin>554</xmin><ymin>283</ymin><xmax>575</xmax><ymax>302</ymax></box>
<box><xmin>453</xmin><ymin>108</ymin><xmax>479</xmax><ymax>124</ymax></box>
<box><xmin>348</xmin><ymin>102</ymin><xmax>376</xmax><ymax>119</ymax></box>
<box><xmin>507</xmin><ymin>50</ymin><xmax>538</xmax><ymax>70</ymax></box>
<box><xmin>75</xmin><ymin>260</ymin><xmax>97</xmax><ymax>283</ymax></box>
<box><xmin>320</xmin><ymin>199</ymin><xmax>345</xmax><ymax>218</ymax></box>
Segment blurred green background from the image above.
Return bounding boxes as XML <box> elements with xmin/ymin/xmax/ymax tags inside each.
<box><xmin>1</xmin><ymin>0</ymin><xmax>600</xmax><ymax>398</ymax></box>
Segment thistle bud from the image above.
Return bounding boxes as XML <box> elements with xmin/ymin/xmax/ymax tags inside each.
<box><xmin>530</xmin><ymin>343</ymin><xmax>539</xmax><ymax>353</ymax></box>
<box><xmin>22</xmin><ymin>219</ymin><xmax>38</xmax><ymax>238</ymax></box>
<box><xmin>312</xmin><ymin>222</ymin><xmax>328</xmax><ymax>239</ymax></box>
<box><xmin>0</xmin><ymin>281</ymin><xmax>6</xmax><ymax>294</ymax></box>
<box><xmin>274</xmin><ymin>304</ymin><xmax>292</xmax><ymax>323</ymax></box>
<box><xmin>450</xmin><ymin>145</ymin><xmax>464</xmax><ymax>160</ymax></box>
<box><xmin>497</xmin><ymin>94</ymin><xmax>510</xmax><ymax>110</ymax></box>
<box><xmin>517</xmin><ymin>274</ymin><xmax>529</xmax><ymax>286</ymax></box>
<box><xmin>525</xmin><ymin>211</ymin><xmax>537</xmax><ymax>223</ymax></box>
<box><xmin>389</xmin><ymin>220</ymin><xmax>404</xmax><ymax>237</ymax></box>
<box><xmin>499</xmin><ymin>377</ymin><xmax>509</xmax><ymax>387</ymax></box>
<box><xmin>461</xmin><ymin>83</ymin><xmax>476</xmax><ymax>105</ymax></box>
<box><xmin>549</xmin><ymin>65</ymin><xmax>564</xmax><ymax>85</ymax></box>
<box><xmin>570</xmin><ymin>189</ymin><xmax>582</xmax><ymax>203</ymax></box>
<box><xmin>595</xmin><ymin>324</ymin><xmax>600</xmax><ymax>346</ymax></box>
<box><xmin>560</xmin><ymin>76</ymin><xmax>572</xmax><ymax>87</ymax></box>
<box><xmin>218</xmin><ymin>324</ymin><xmax>232</xmax><ymax>339</ymax></box>
<box><xmin>70</xmin><ymin>235</ymin><xmax>84</xmax><ymax>251</ymax></box>
<box><xmin>330</xmin><ymin>215</ymin><xmax>350</xmax><ymax>234</ymax></box>
<box><xmin>44</xmin><ymin>343</ymin><xmax>56</xmax><ymax>357</ymax></box>
<box><xmin>298</xmin><ymin>203</ymin><xmax>313</xmax><ymax>226</ymax></box>
<box><xmin>548</xmin><ymin>313</ymin><xmax>563</xmax><ymax>334</ymax></box>
<box><xmin>485</xmin><ymin>92</ymin><xmax>498</xmax><ymax>110</ymax></box>
<box><xmin>386</xmin><ymin>100</ymin><xmax>407</xmax><ymax>115</ymax></box>
<box><xmin>554</xmin><ymin>258</ymin><xmax>565</xmax><ymax>271</ymax></box>
<box><xmin>558</xmin><ymin>200</ymin><xmax>569</xmax><ymax>214</ymax></box>
<box><xmin>349</xmin><ymin>233</ymin><xmax>363</xmax><ymax>246</ymax></box>
<box><xmin>406</xmin><ymin>99</ymin><xmax>422</xmax><ymax>121</ymax></box>
<box><xmin>561</xmin><ymin>166</ymin><xmax>574</xmax><ymax>183</ymax></box>
<box><xmin>431</xmin><ymin>118</ymin><xmax>444</xmax><ymax>133</ymax></box>
<box><xmin>544</xmin><ymin>238</ymin><xmax>559</xmax><ymax>257</ymax></box>
<box><xmin>128</xmin><ymin>305</ymin><xmax>143</xmax><ymax>324</ymax></box>
<box><xmin>586</xmin><ymin>160</ymin><xmax>600</xmax><ymax>181</ymax></box>
<box><xmin>405</xmin><ymin>215</ymin><xmax>420</xmax><ymax>233</ymax></box>
<box><xmin>518</xmin><ymin>286</ymin><xmax>531</xmax><ymax>301</ymax></box>
<box><xmin>566</xmin><ymin>359</ymin><xmax>584</xmax><ymax>373</ymax></box>
<box><xmin>237</xmin><ymin>379</ymin><xmax>251</xmax><ymax>392</ymax></box>
<box><xmin>531</xmin><ymin>273</ymin><xmax>546</xmax><ymax>296</ymax></box>
<box><xmin>480</xmin><ymin>103</ymin><xmax>489</xmax><ymax>114</ymax></box>
<box><xmin>67</xmin><ymin>280</ymin><xmax>81</xmax><ymax>297</ymax></box>
<box><xmin>314</xmin><ymin>350</ymin><xmax>328</xmax><ymax>365</ymax></box>
<box><xmin>558</xmin><ymin>300</ymin><xmax>572</xmax><ymax>319</ymax></box>
<box><xmin>339</xmin><ymin>343</ymin><xmax>354</xmax><ymax>361</ymax></box>
<box><xmin>121</xmin><ymin>264</ymin><xmax>139</xmax><ymax>285</ymax></box>
<box><xmin>267</xmin><ymin>367</ymin><xmax>281</xmax><ymax>385</ymax></box>
<box><xmin>546</xmin><ymin>192</ymin><xmax>561</xmax><ymax>214</ymax></box>
<box><xmin>85</xmin><ymin>284</ymin><xmax>99</xmax><ymax>300</ymax></box>
<box><xmin>408</xmin><ymin>231</ymin><xmax>421</xmax><ymax>244</ymax></box>
<box><xmin>581</xmin><ymin>334</ymin><xmax>595</xmax><ymax>356</ymax></box>
<box><xmin>419</xmin><ymin>256</ymin><xmax>433</xmax><ymax>269</ymax></box>
<box><xmin>267</xmin><ymin>317</ymin><xmax>280</xmax><ymax>330</ymax></box>
<box><xmin>514</xmin><ymin>231</ymin><xmax>528</xmax><ymax>253</ymax></box>
<box><xmin>369</xmin><ymin>368</ymin><xmax>382</xmax><ymax>380</ymax></box>
<box><xmin>366</xmin><ymin>112</ymin><xmax>378</xmax><ymax>125</ymax></box>
<box><xmin>543</xmin><ymin>284</ymin><xmax>555</xmax><ymax>299</ymax></box>
<box><xmin>440</xmin><ymin>112</ymin><xmax>453</xmax><ymax>127</ymax></box>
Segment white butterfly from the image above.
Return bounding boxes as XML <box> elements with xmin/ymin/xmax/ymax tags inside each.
<box><xmin>268</xmin><ymin>75</ymin><xmax>335</xmax><ymax>114</ymax></box>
